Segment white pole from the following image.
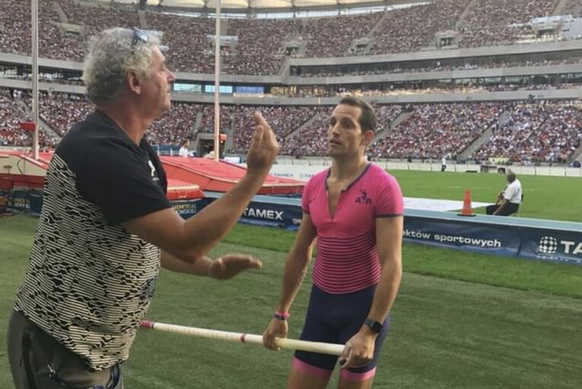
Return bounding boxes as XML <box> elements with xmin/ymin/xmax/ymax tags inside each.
<box><xmin>31</xmin><ymin>0</ymin><xmax>39</xmax><ymax>159</ymax></box>
<box><xmin>141</xmin><ymin>320</ymin><xmax>345</xmax><ymax>356</ymax></box>
<box><xmin>213</xmin><ymin>1</ymin><xmax>221</xmax><ymax>162</ymax></box>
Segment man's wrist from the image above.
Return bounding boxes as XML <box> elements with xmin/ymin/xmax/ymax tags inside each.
<box><xmin>274</xmin><ymin>310</ymin><xmax>290</xmax><ymax>321</ymax></box>
<box><xmin>360</xmin><ymin>324</ymin><xmax>379</xmax><ymax>337</ymax></box>
<box><xmin>207</xmin><ymin>257</ymin><xmax>220</xmax><ymax>278</ymax></box>
<box><xmin>363</xmin><ymin>317</ymin><xmax>383</xmax><ymax>335</ymax></box>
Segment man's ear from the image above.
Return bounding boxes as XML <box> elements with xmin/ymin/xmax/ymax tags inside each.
<box><xmin>126</xmin><ymin>70</ymin><xmax>141</xmax><ymax>95</ymax></box>
<box><xmin>363</xmin><ymin>130</ymin><xmax>374</xmax><ymax>146</ymax></box>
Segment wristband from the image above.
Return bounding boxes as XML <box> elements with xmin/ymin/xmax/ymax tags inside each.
<box><xmin>274</xmin><ymin>311</ymin><xmax>290</xmax><ymax>321</ymax></box>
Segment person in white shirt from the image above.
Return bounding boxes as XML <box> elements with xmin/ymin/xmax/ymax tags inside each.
<box><xmin>441</xmin><ymin>156</ymin><xmax>447</xmax><ymax>172</ymax></box>
<box><xmin>486</xmin><ymin>170</ymin><xmax>522</xmax><ymax>216</ymax></box>
<box><xmin>178</xmin><ymin>140</ymin><xmax>189</xmax><ymax>158</ymax></box>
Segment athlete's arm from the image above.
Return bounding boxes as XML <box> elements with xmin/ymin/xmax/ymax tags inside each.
<box><xmin>262</xmin><ymin>212</ymin><xmax>317</xmax><ymax>350</ymax></box>
<box><xmin>341</xmin><ymin>215</ymin><xmax>403</xmax><ymax>368</ymax></box>
<box><xmin>366</xmin><ymin>216</ymin><xmax>403</xmax><ymax>324</ymax></box>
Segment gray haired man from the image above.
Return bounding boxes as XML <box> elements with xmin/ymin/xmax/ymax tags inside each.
<box><xmin>7</xmin><ymin>28</ymin><xmax>278</xmax><ymax>388</ymax></box>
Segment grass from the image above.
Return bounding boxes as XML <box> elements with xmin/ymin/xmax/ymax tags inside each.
<box><xmin>1</xmin><ymin>170</ymin><xmax>582</xmax><ymax>388</ymax></box>
<box><xmin>389</xmin><ymin>170</ymin><xmax>582</xmax><ymax>222</ymax></box>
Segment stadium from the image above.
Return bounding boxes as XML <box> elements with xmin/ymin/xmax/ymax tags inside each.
<box><xmin>1</xmin><ymin>0</ymin><xmax>582</xmax><ymax>388</ymax></box>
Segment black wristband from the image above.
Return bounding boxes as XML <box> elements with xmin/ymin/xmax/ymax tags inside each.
<box><xmin>364</xmin><ymin>318</ymin><xmax>383</xmax><ymax>333</ymax></box>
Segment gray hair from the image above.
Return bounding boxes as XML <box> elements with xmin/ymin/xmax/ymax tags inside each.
<box><xmin>82</xmin><ymin>28</ymin><xmax>160</xmax><ymax>105</ymax></box>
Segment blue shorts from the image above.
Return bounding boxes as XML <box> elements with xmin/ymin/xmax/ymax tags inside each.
<box><xmin>294</xmin><ymin>284</ymin><xmax>390</xmax><ymax>381</ymax></box>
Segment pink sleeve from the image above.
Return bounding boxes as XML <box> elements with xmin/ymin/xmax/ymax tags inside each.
<box><xmin>376</xmin><ymin>174</ymin><xmax>404</xmax><ymax>216</ymax></box>
<box><xmin>301</xmin><ymin>178</ymin><xmax>312</xmax><ymax>214</ymax></box>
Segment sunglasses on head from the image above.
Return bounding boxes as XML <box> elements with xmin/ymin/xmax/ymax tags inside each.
<box><xmin>132</xmin><ymin>28</ymin><xmax>149</xmax><ymax>47</ymax></box>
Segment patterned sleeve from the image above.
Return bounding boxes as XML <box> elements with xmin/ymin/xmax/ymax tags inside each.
<box><xmin>376</xmin><ymin>173</ymin><xmax>404</xmax><ymax>217</ymax></box>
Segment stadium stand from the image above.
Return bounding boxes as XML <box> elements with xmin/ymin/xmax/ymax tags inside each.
<box><xmin>2</xmin><ymin>88</ymin><xmax>581</xmax><ymax>165</ymax></box>
<box><xmin>232</xmin><ymin>105</ymin><xmax>325</xmax><ymax>153</ymax></box>
<box><xmin>372</xmin><ymin>103</ymin><xmax>508</xmax><ymax>160</ymax></box>
<box><xmin>1</xmin><ymin>0</ymin><xmax>579</xmax><ymax>74</ymax></box>
<box><xmin>2</xmin><ymin>1</ymin><xmax>582</xmax><ymax>164</ymax></box>
<box><xmin>0</xmin><ymin>89</ymin><xmax>32</xmax><ymax>147</ymax></box>
<box><xmin>368</xmin><ymin>0</ymin><xmax>470</xmax><ymax>55</ymax></box>
<box><xmin>472</xmin><ymin>102</ymin><xmax>582</xmax><ymax>164</ymax></box>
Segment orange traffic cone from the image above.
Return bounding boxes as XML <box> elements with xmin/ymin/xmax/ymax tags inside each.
<box><xmin>458</xmin><ymin>189</ymin><xmax>476</xmax><ymax>217</ymax></box>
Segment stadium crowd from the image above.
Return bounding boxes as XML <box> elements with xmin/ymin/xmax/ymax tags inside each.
<box><xmin>472</xmin><ymin>102</ymin><xmax>582</xmax><ymax>164</ymax></box>
<box><xmin>0</xmin><ymin>0</ymin><xmax>575</xmax><ymax>75</ymax></box>
<box><xmin>372</xmin><ymin>103</ymin><xmax>507</xmax><ymax>160</ymax></box>
<box><xmin>0</xmin><ymin>89</ymin><xmax>58</xmax><ymax>149</ymax></box>
<box><xmin>298</xmin><ymin>58</ymin><xmax>582</xmax><ymax>78</ymax></box>
<box><xmin>0</xmin><ymin>89</ymin><xmax>31</xmax><ymax>147</ymax></box>
<box><xmin>231</xmin><ymin>105</ymin><xmax>325</xmax><ymax>154</ymax></box>
<box><xmin>2</xmin><ymin>0</ymin><xmax>581</xmax><ymax>164</ymax></box>
<box><xmin>1</xmin><ymin>88</ymin><xmax>581</xmax><ymax>165</ymax></box>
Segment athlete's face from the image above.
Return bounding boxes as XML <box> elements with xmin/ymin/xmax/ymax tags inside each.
<box><xmin>327</xmin><ymin>104</ymin><xmax>372</xmax><ymax>159</ymax></box>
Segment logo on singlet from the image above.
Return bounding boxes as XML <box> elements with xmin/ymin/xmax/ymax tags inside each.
<box><xmin>355</xmin><ymin>189</ymin><xmax>372</xmax><ymax>205</ymax></box>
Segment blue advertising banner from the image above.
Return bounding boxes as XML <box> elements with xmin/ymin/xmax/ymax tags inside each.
<box><xmin>519</xmin><ymin>229</ymin><xmax>582</xmax><ymax>265</ymax></box>
<box><xmin>179</xmin><ymin>195</ymin><xmax>303</xmax><ymax>230</ymax></box>
<box><xmin>239</xmin><ymin>200</ymin><xmax>303</xmax><ymax>229</ymax></box>
<box><xmin>404</xmin><ymin>217</ymin><xmax>521</xmax><ymax>257</ymax></box>
<box><xmin>172</xmin><ymin>199</ymin><xmax>205</xmax><ymax>218</ymax></box>
<box><xmin>6</xmin><ymin>190</ymin><xmax>43</xmax><ymax>214</ymax></box>
<box><xmin>7</xmin><ymin>188</ymin><xmax>582</xmax><ymax>266</ymax></box>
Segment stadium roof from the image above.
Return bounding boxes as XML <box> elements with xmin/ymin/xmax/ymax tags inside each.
<box><xmin>99</xmin><ymin>0</ymin><xmax>423</xmax><ymax>11</ymax></box>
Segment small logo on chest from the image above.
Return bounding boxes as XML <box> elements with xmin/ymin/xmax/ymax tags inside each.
<box><xmin>355</xmin><ymin>189</ymin><xmax>372</xmax><ymax>205</ymax></box>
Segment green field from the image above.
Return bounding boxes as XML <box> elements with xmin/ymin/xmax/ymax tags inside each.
<box><xmin>1</xmin><ymin>170</ymin><xmax>582</xmax><ymax>388</ymax></box>
<box><xmin>390</xmin><ymin>170</ymin><xmax>582</xmax><ymax>222</ymax></box>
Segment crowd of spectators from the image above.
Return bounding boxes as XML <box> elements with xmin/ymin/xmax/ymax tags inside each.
<box><xmin>368</xmin><ymin>0</ymin><xmax>469</xmax><ymax>56</ymax></box>
<box><xmin>0</xmin><ymin>0</ymin><xmax>85</xmax><ymax>61</ymax></box>
<box><xmin>2</xmin><ymin>88</ymin><xmax>581</xmax><ymax>165</ymax></box>
<box><xmin>458</xmin><ymin>0</ymin><xmax>560</xmax><ymax>48</ymax></box>
<box><xmin>147</xmin><ymin>102</ymin><xmax>204</xmax><ymax>145</ymax></box>
<box><xmin>0</xmin><ymin>89</ymin><xmax>58</xmax><ymax>149</ymax></box>
<box><xmin>0</xmin><ymin>0</ymin><xmax>574</xmax><ymax>75</ymax></box>
<box><xmin>222</xmin><ymin>18</ymin><xmax>299</xmax><ymax>75</ymax></box>
<box><xmin>265</xmin><ymin>81</ymin><xmax>582</xmax><ymax>99</ymax></box>
<box><xmin>280</xmin><ymin>105</ymin><xmax>403</xmax><ymax>156</ymax></box>
<box><xmin>146</xmin><ymin>11</ymin><xmax>216</xmax><ymax>74</ymax></box>
<box><xmin>298</xmin><ymin>58</ymin><xmax>582</xmax><ymax>79</ymax></box>
<box><xmin>231</xmin><ymin>105</ymin><xmax>324</xmax><ymax>153</ymax></box>
<box><xmin>562</xmin><ymin>0</ymin><xmax>582</xmax><ymax>17</ymax></box>
<box><xmin>472</xmin><ymin>102</ymin><xmax>582</xmax><ymax>164</ymax></box>
<box><xmin>299</xmin><ymin>13</ymin><xmax>382</xmax><ymax>58</ymax></box>
<box><xmin>57</xmin><ymin>0</ymin><xmax>139</xmax><ymax>37</ymax></box>
<box><xmin>35</xmin><ymin>93</ymin><xmax>93</xmax><ymax>137</ymax></box>
<box><xmin>0</xmin><ymin>89</ymin><xmax>32</xmax><ymax>147</ymax></box>
<box><xmin>372</xmin><ymin>103</ymin><xmax>507</xmax><ymax>160</ymax></box>
<box><xmin>197</xmin><ymin>104</ymin><xmax>235</xmax><ymax>135</ymax></box>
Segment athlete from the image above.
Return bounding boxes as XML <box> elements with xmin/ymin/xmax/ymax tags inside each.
<box><xmin>263</xmin><ymin>96</ymin><xmax>404</xmax><ymax>389</ymax></box>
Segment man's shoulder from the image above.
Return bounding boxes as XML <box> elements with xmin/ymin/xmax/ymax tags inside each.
<box><xmin>511</xmin><ymin>179</ymin><xmax>522</xmax><ymax>187</ymax></box>
<box><xmin>58</xmin><ymin>112</ymin><xmax>130</xmax><ymax>154</ymax></box>
<box><xmin>366</xmin><ymin>164</ymin><xmax>397</xmax><ymax>183</ymax></box>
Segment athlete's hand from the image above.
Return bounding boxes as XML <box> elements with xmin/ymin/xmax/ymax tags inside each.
<box><xmin>263</xmin><ymin>317</ymin><xmax>288</xmax><ymax>351</ymax></box>
<box><xmin>339</xmin><ymin>329</ymin><xmax>377</xmax><ymax>369</ymax></box>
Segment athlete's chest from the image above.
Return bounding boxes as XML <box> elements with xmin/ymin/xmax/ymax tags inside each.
<box><xmin>310</xmin><ymin>180</ymin><xmax>376</xmax><ymax>236</ymax></box>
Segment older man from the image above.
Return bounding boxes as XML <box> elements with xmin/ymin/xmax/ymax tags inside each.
<box><xmin>7</xmin><ymin>28</ymin><xmax>278</xmax><ymax>389</ymax></box>
<box><xmin>486</xmin><ymin>170</ymin><xmax>523</xmax><ymax>216</ymax></box>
